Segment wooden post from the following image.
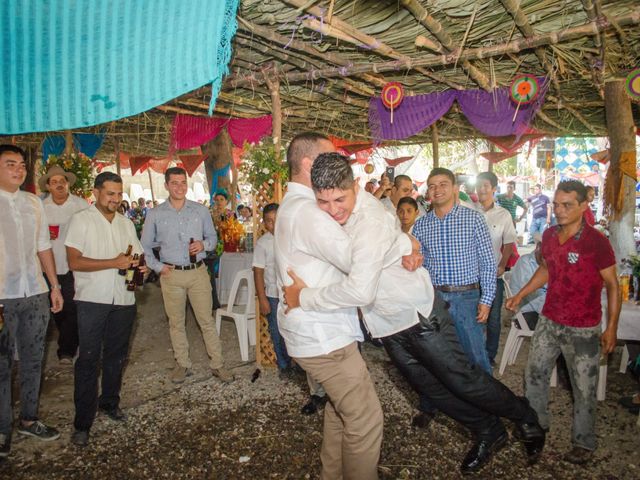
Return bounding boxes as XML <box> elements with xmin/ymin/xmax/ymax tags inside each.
<box><xmin>64</xmin><ymin>131</ymin><xmax>73</xmax><ymax>155</ymax></box>
<box><xmin>487</xmin><ymin>142</ymin><xmax>495</xmax><ymax>173</ymax></box>
<box><xmin>431</xmin><ymin>123</ymin><xmax>439</xmax><ymax>169</ymax></box>
<box><xmin>604</xmin><ymin>79</ymin><xmax>636</xmax><ymax>262</ymax></box>
<box><xmin>147</xmin><ymin>167</ymin><xmax>156</xmax><ymax>203</ymax></box>
<box><xmin>265</xmin><ymin>71</ymin><xmax>284</xmax><ymax>203</ymax></box>
<box><xmin>114</xmin><ymin>137</ymin><xmax>121</xmax><ymax>177</ymax></box>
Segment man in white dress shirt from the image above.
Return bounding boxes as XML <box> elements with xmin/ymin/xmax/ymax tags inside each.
<box><xmin>283</xmin><ymin>153</ymin><xmax>546</xmax><ymax>475</ymax></box>
<box><xmin>0</xmin><ymin>145</ymin><xmax>63</xmax><ymax>458</ymax></box>
<box><xmin>66</xmin><ymin>172</ymin><xmax>146</xmax><ymax>447</ymax></box>
<box><xmin>475</xmin><ymin>171</ymin><xmax>517</xmax><ymax>366</ymax></box>
<box><xmin>274</xmin><ymin>133</ymin><xmax>383</xmax><ymax>480</ymax></box>
<box><xmin>41</xmin><ymin>165</ymin><xmax>88</xmax><ymax>363</ymax></box>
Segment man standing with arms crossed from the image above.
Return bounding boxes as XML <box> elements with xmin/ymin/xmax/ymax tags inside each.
<box><xmin>275</xmin><ymin>133</ymin><xmax>383</xmax><ymax>480</ymax></box>
<box><xmin>41</xmin><ymin>165</ymin><xmax>88</xmax><ymax>364</ymax></box>
<box><xmin>142</xmin><ymin>167</ymin><xmax>231</xmax><ymax>384</ymax></box>
<box><xmin>507</xmin><ymin>180</ymin><xmax>620</xmax><ymax>465</ymax></box>
<box><xmin>0</xmin><ymin>145</ymin><xmax>63</xmax><ymax>458</ymax></box>
<box><xmin>66</xmin><ymin>172</ymin><xmax>146</xmax><ymax>446</ymax></box>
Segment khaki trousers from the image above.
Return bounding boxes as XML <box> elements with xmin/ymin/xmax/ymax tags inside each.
<box><xmin>160</xmin><ymin>264</ymin><xmax>224</xmax><ymax>370</ymax></box>
<box><xmin>295</xmin><ymin>342</ymin><xmax>383</xmax><ymax>480</ymax></box>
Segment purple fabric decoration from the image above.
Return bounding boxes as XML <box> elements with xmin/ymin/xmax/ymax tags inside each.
<box><xmin>369</xmin><ymin>90</ymin><xmax>456</xmax><ymax>142</ymax></box>
<box><xmin>369</xmin><ymin>78</ymin><xmax>549</xmax><ymax>143</ymax></box>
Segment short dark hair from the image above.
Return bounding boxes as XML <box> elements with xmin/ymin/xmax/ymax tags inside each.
<box><xmin>394</xmin><ymin>174</ymin><xmax>412</xmax><ymax>188</ymax></box>
<box><xmin>165</xmin><ymin>166</ymin><xmax>187</xmax><ymax>183</ymax></box>
<box><xmin>94</xmin><ymin>171</ymin><xmax>122</xmax><ymax>189</ymax></box>
<box><xmin>556</xmin><ymin>180</ymin><xmax>587</xmax><ymax>203</ymax></box>
<box><xmin>427</xmin><ymin>167</ymin><xmax>455</xmax><ymax>184</ymax></box>
<box><xmin>397</xmin><ymin>196</ymin><xmax>418</xmax><ymax>210</ymax></box>
<box><xmin>585</xmin><ymin>185</ymin><xmax>595</xmax><ymax>192</ymax></box>
<box><xmin>477</xmin><ymin>171</ymin><xmax>498</xmax><ymax>188</ymax></box>
<box><xmin>286</xmin><ymin>132</ymin><xmax>330</xmax><ymax>176</ymax></box>
<box><xmin>0</xmin><ymin>144</ymin><xmax>26</xmax><ymax>159</ymax></box>
<box><xmin>311</xmin><ymin>152</ymin><xmax>354</xmax><ymax>191</ymax></box>
<box><xmin>214</xmin><ymin>189</ymin><xmax>229</xmax><ymax>200</ymax></box>
<box><xmin>507</xmin><ymin>180</ymin><xmax>516</xmax><ymax>187</ymax></box>
<box><xmin>263</xmin><ymin>203</ymin><xmax>279</xmax><ymax>216</ymax></box>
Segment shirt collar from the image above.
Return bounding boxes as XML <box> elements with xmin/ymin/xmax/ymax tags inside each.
<box><xmin>286</xmin><ymin>182</ymin><xmax>315</xmax><ymax>199</ymax></box>
<box><xmin>345</xmin><ymin>189</ymin><xmax>366</xmax><ymax>228</ymax></box>
<box><xmin>0</xmin><ymin>188</ymin><xmax>20</xmax><ymax>201</ymax></box>
<box><xmin>429</xmin><ymin>203</ymin><xmax>460</xmax><ymax>220</ymax></box>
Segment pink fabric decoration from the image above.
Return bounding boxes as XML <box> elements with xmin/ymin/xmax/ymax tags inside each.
<box><xmin>169</xmin><ymin>114</ymin><xmax>272</xmax><ymax>153</ymax></box>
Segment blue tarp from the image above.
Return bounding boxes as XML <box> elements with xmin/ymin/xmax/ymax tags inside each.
<box><xmin>1</xmin><ymin>0</ymin><xmax>239</xmax><ymax>134</ymax></box>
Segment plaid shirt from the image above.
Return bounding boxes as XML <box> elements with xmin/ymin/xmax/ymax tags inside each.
<box><xmin>413</xmin><ymin>204</ymin><xmax>497</xmax><ymax>305</ymax></box>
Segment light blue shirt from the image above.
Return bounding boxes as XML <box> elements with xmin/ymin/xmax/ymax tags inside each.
<box><xmin>141</xmin><ymin>199</ymin><xmax>217</xmax><ymax>273</ymax></box>
<box><xmin>508</xmin><ymin>252</ymin><xmax>547</xmax><ymax>314</ymax></box>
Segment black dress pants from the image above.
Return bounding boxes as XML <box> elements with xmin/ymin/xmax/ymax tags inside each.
<box><xmin>382</xmin><ymin>293</ymin><xmax>536</xmax><ymax>440</ymax></box>
<box><xmin>53</xmin><ymin>272</ymin><xmax>79</xmax><ymax>358</ymax></box>
<box><xmin>74</xmin><ymin>301</ymin><xmax>135</xmax><ymax>432</ymax></box>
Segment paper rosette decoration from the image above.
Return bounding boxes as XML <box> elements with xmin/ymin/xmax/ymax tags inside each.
<box><xmin>510</xmin><ymin>74</ymin><xmax>540</xmax><ymax>104</ymax></box>
<box><xmin>364</xmin><ymin>163</ymin><xmax>374</xmax><ymax>174</ymax></box>
<box><xmin>381</xmin><ymin>82</ymin><xmax>404</xmax><ymax>123</ymax></box>
<box><xmin>625</xmin><ymin>68</ymin><xmax>640</xmax><ymax>102</ymax></box>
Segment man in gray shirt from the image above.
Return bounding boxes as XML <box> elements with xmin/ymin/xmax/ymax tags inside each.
<box><xmin>141</xmin><ymin>167</ymin><xmax>231</xmax><ymax>384</ymax></box>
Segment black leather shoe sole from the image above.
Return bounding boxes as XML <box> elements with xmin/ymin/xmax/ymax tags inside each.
<box><xmin>460</xmin><ymin>432</ymin><xmax>508</xmax><ymax>474</ymax></box>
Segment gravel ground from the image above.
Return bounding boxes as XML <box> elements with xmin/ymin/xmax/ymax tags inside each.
<box><xmin>1</xmin><ymin>280</ymin><xmax>638</xmax><ymax>479</ymax></box>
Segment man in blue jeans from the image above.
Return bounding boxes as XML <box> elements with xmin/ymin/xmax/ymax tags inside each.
<box><xmin>527</xmin><ymin>184</ymin><xmax>551</xmax><ymax>243</ymax></box>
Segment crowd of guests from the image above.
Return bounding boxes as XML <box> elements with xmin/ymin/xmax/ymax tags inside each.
<box><xmin>0</xmin><ymin>137</ymin><xmax>630</xmax><ymax>478</ymax></box>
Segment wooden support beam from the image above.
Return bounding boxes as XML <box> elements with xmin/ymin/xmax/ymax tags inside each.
<box><xmin>264</xmin><ymin>73</ymin><xmax>282</xmax><ymax>160</ymax></box>
<box><xmin>230</xmin><ymin>8</ymin><xmax>640</xmax><ymax>87</ymax></box>
<box><xmin>546</xmin><ymin>95</ymin><xmax>603</xmax><ymax>135</ymax></box>
<box><xmin>280</xmin><ymin>0</ymin><xmax>463</xmax><ymax>90</ymax></box>
<box><xmin>431</xmin><ymin>123</ymin><xmax>439</xmax><ymax>169</ymax></box>
<box><xmin>401</xmin><ymin>0</ymin><xmax>492</xmax><ymax>90</ymax></box>
<box><xmin>604</xmin><ymin>79</ymin><xmax>636</xmax><ymax>261</ymax></box>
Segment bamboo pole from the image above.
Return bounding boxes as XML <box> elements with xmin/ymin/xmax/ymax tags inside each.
<box><xmin>604</xmin><ymin>79</ymin><xmax>636</xmax><ymax>262</ymax></box>
<box><xmin>147</xmin><ymin>168</ymin><xmax>156</xmax><ymax>203</ymax></box>
<box><xmin>230</xmin><ymin>8</ymin><xmax>640</xmax><ymax>87</ymax></box>
<box><xmin>114</xmin><ymin>137</ymin><xmax>121</xmax><ymax>177</ymax></box>
<box><xmin>431</xmin><ymin>123</ymin><xmax>439</xmax><ymax>169</ymax></box>
<box><xmin>264</xmin><ymin>72</ymin><xmax>284</xmax><ymax>202</ymax></box>
<box><xmin>64</xmin><ymin>131</ymin><xmax>73</xmax><ymax>155</ymax></box>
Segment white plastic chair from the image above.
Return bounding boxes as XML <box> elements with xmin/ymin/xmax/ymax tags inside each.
<box><xmin>215</xmin><ymin>269</ymin><xmax>256</xmax><ymax>361</ymax></box>
<box><xmin>500</xmin><ymin>274</ymin><xmax>607</xmax><ymax>401</ymax></box>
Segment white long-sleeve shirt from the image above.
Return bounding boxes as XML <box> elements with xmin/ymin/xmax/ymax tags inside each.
<box><xmin>0</xmin><ymin>189</ymin><xmax>51</xmax><ymax>299</ymax></box>
<box><xmin>300</xmin><ymin>190</ymin><xmax>435</xmax><ymax>339</ymax></box>
<box><xmin>43</xmin><ymin>194</ymin><xmax>89</xmax><ymax>275</ymax></box>
<box><xmin>274</xmin><ymin>182</ymin><xmax>363</xmax><ymax>358</ymax></box>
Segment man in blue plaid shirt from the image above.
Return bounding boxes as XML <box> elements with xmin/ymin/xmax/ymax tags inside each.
<box><xmin>413</xmin><ymin>168</ymin><xmax>496</xmax><ymax>374</ymax></box>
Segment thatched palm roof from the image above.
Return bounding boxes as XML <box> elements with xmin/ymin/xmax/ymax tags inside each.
<box><xmin>12</xmin><ymin>0</ymin><xmax>640</xmax><ymax>157</ymax></box>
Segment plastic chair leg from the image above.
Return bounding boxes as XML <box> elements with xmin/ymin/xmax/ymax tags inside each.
<box><xmin>499</xmin><ymin>328</ymin><xmax>518</xmax><ymax>376</ymax></box>
<box><xmin>619</xmin><ymin>345</ymin><xmax>629</xmax><ymax>374</ymax></box>
<box><xmin>234</xmin><ymin>316</ymin><xmax>249</xmax><ymax>361</ymax></box>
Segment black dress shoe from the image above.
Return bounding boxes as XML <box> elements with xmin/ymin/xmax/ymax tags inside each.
<box><xmin>411</xmin><ymin>411</ymin><xmax>435</xmax><ymax>429</ymax></box>
<box><xmin>300</xmin><ymin>395</ymin><xmax>327</xmax><ymax>415</ymax></box>
<box><xmin>99</xmin><ymin>406</ymin><xmax>127</xmax><ymax>422</ymax></box>
<box><xmin>460</xmin><ymin>432</ymin><xmax>508</xmax><ymax>474</ymax></box>
<box><xmin>514</xmin><ymin>422</ymin><xmax>546</xmax><ymax>464</ymax></box>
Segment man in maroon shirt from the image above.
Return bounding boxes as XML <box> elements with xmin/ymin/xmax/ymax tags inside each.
<box><xmin>506</xmin><ymin>180</ymin><xmax>620</xmax><ymax>466</ymax></box>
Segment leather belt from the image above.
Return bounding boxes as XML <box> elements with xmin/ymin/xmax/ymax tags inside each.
<box><xmin>164</xmin><ymin>260</ymin><xmax>203</xmax><ymax>271</ymax></box>
<box><xmin>434</xmin><ymin>283</ymin><xmax>480</xmax><ymax>293</ymax></box>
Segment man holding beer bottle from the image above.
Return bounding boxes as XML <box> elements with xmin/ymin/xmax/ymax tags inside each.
<box><xmin>141</xmin><ymin>167</ymin><xmax>232</xmax><ymax>385</ymax></box>
<box><xmin>65</xmin><ymin>172</ymin><xmax>145</xmax><ymax>446</ymax></box>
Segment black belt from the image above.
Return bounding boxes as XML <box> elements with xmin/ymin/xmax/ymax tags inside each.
<box><xmin>434</xmin><ymin>283</ymin><xmax>479</xmax><ymax>293</ymax></box>
<box><xmin>164</xmin><ymin>260</ymin><xmax>203</xmax><ymax>271</ymax></box>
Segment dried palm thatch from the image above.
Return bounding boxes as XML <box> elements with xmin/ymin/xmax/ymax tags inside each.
<box><xmin>11</xmin><ymin>0</ymin><xmax>640</xmax><ymax>158</ymax></box>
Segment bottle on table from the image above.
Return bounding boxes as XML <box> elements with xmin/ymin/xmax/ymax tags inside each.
<box><xmin>118</xmin><ymin>245</ymin><xmax>133</xmax><ymax>275</ymax></box>
<box><xmin>189</xmin><ymin>238</ymin><xmax>197</xmax><ymax>264</ymax></box>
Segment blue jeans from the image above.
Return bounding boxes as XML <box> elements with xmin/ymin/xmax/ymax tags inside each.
<box><xmin>439</xmin><ymin>289</ymin><xmax>492</xmax><ymax>374</ymax></box>
<box><xmin>267</xmin><ymin>297</ymin><xmax>290</xmax><ymax>370</ymax></box>
<box><xmin>486</xmin><ymin>278</ymin><xmax>504</xmax><ymax>363</ymax></box>
<box><xmin>529</xmin><ymin>217</ymin><xmax>547</xmax><ymax>243</ymax></box>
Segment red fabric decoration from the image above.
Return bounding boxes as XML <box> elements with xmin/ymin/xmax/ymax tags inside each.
<box><xmin>480</xmin><ymin>151</ymin><xmax>519</xmax><ymax>164</ymax></box>
<box><xmin>178</xmin><ymin>154</ymin><xmax>207</xmax><ymax>177</ymax></box>
<box><xmin>148</xmin><ymin>158</ymin><xmax>171</xmax><ymax>174</ymax></box>
<box><xmin>169</xmin><ymin>114</ymin><xmax>272</xmax><ymax>153</ymax></box>
<box><xmin>129</xmin><ymin>156</ymin><xmax>154</xmax><ymax>175</ymax></box>
<box><xmin>590</xmin><ymin>150</ymin><xmax>609</xmax><ymax>164</ymax></box>
<box><xmin>486</xmin><ymin>128</ymin><xmax>545</xmax><ymax>155</ymax></box>
<box><xmin>384</xmin><ymin>156</ymin><xmax>413</xmax><ymax>167</ymax></box>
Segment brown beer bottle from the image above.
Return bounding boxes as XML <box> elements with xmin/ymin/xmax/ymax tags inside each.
<box><xmin>0</xmin><ymin>304</ymin><xmax>4</xmax><ymax>332</ymax></box>
<box><xmin>134</xmin><ymin>254</ymin><xmax>146</xmax><ymax>286</ymax></box>
<box><xmin>126</xmin><ymin>254</ymin><xmax>139</xmax><ymax>291</ymax></box>
<box><xmin>118</xmin><ymin>245</ymin><xmax>133</xmax><ymax>275</ymax></box>
<box><xmin>189</xmin><ymin>238</ymin><xmax>197</xmax><ymax>263</ymax></box>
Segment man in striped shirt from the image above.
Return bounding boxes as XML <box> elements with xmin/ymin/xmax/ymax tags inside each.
<box><xmin>412</xmin><ymin>168</ymin><xmax>495</xmax><ymax>374</ymax></box>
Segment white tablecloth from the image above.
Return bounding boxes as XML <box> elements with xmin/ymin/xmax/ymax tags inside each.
<box><xmin>218</xmin><ymin>252</ymin><xmax>253</xmax><ymax>305</ymax></box>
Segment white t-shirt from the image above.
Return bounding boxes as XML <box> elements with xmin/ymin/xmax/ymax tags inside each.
<box><xmin>477</xmin><ymin>203</ymin><xmax>517</xmax><ymax>266</ymax></box>
<box><xmin>252</xmin><ymin>231</ymin><xmax>278</xmax><ymax>298</ymax></box>
<box><xmin>65</xmin><ymin>205</ymin><xmax>143</xmax><ymax>305</ymax></box>
<box><xmin>43</xmin><ymin>194</ymin><xmax>89</xmax><ymax>275</ymax></box>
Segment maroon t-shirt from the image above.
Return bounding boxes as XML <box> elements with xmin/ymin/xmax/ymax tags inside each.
<box><xmin>541</xmin><ymin>223</ymin><xmax>615</xmax><ymax>327</ymax></box>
